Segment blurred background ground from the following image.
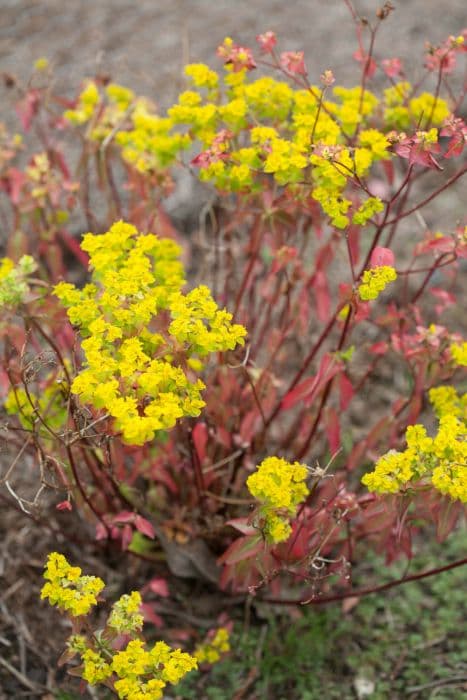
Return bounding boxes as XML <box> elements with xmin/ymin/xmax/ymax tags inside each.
<box><xmin>1</xmin><ymin>0</ymin><xmax>466</xmax><ymax>115</ymax></box>
<box><xmin>0</xmin><ymin>2</ymin><xmax>466</xmax><ymax>698</ymax></box>
<box><xmin>1</xmin><ymin>0</ymin><xmax>466</xmax><ymax>234</ymax></box>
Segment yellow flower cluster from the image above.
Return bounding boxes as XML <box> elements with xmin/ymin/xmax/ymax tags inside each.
<box><xmin>247</xmin><ymin>456</ymin><xmax>309</xmax><ymax>543</ymax></box>
<box><xmin>116</xmin><ymin>102</ymin><xmax>190</xmax><ymax>173</ymax></box>
<box><xmin>64</xmin><ymin>80</ymin><xmax>101</xmax><ymax>125</ymax></box>
<box><xmin>111</xmin><ymin>639</ymin><xmax>197</xmax><ymax>700</ymax></box>
<box><xmin>450</xmin><ymin>341</ymin><xmax>467</xmax><ymax>366</ymax></box>
<box><xmin>185</xmin><ymin>63</ymin><xmax>219</xmax><ymax>90</ymax></box>
<box><xmin>362</xmin><ymin>387</ymin><xmax>467</xmax><ymax>502</ymax></box>
<box><xmin>0</xmin><ymin>255</ymin><xmax>36</xmax><ymax>308</ymax></box>
<box><xmin>108</xmin><ymin>591</ymin><xmax>144</xmax><ymax>634</ymax></box>
<box><xmin>352</xmin><ymin>196</ymin><xmax>385</xmax><ymax>226</ymax></box>
<box><xmin>64</xmin><ymin>81</ymin><xmax>135</xmax><ymax>139</ymax></box>
<box><xmin>61</xmin><ymin>50</ymin><xmax>456</xmax><ymax>230</ymax></box>
<box><xmin>54</xmin><ymin>221</ymin><xmax>246</xmax><ymax>445</ymax></box>
<box><xmin>195</xmin><ymin>627</ymin><xmax>231</xmax><ymax>664</ymax></box>
<box><xmin>358</xmin><ymin>265</ymin><xmax>397</xmax><ymax>301</ymax></box>
<box><xmin>383</xmin><ymin>83</ymin><xmax>450</xmax><ymax>129</ymax></box>
<box><xmin>82</xmin><ymin>649</ymin><xmax>113</xmax><ymax>685</ymax></box>
<box><xmin>40</xmin><ymin>552</ymin><xmax>105</xmax><ymax>617</ymax></box>
<box><xmin>429</xmin><ymin>385</ymin><xmax>467</xmax><ymax>423</ymax></box>
<box><xmin>41</xmin><ymin>554</ymin><xmax>198</xmax><ymax>699</ymax></box>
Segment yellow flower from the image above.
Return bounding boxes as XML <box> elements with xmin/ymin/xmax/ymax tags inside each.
<box><xmin>352</xmin><ymin>196</ymin><xmax>384</xmax><ymax>225</ymax></box>
<box><xmin>108</xmin><ymin>591</ymin><xmax>144</xmax><ymax>633</ymax></box>
<box><xmin>247</xmin><ymin>457</ymin><xmax>309</xmax><ymax>543</ymax></box>
<box><xmin>54</xmin><ymin>222</ymin><xmax>246</xmax><ymax>446</ymax></box>
<box><xmin>358</xmin><ymin>266</ymin><xmax>397</xmax><ymax>301</ymax></box>
<box><xmin>450</xmin><ymin>341</ymin><xmax>467</xmax><ymax>366</ymax></box>
<box><xmin>40</xmin><ymin>553</ymin><xmax>104</xmax><ymax>617</ymax></box>
<box><xmin>362</xmin><ymin>386</ymin><xmax>467</xmax><ymax>503</ymax></box>
<box><xmin>185</xmin><ymin>63</ymin><xmax>219</xmax><ymax>90</ymax></box>
<box><xmin>82</xmin><ymin>649</ymin><xmax>113</xmax><ymax>685</ymax></box>
<box><xmin>195</xmin><ymin>627</ymin><xmax>231</xmax><ymax>664</ymax></box>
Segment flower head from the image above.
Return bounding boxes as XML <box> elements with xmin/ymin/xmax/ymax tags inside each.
<box><xmin>247</xmin><ymin>457</ymin><xmax>309</xmax><ymax>543</ymax></box>
<box><xmin>40</xmin><ymin>553</ymin><xmax>104</xmax><ymax>617</ymax></box>
<box><xmin>280</xmin><ymin>51</ymin><xmax>307</xmax><ymax>76</ymax></box>
<box><xmin>256</xmin><ymin>31</ymin><xmax>277</xmax><ymax>54</ymax></box>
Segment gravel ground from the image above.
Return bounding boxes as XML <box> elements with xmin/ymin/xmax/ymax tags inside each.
<box><xmin>1</xmin><ymin>0</ymin><xmax>466</xmax><ymax>114</ymax></box>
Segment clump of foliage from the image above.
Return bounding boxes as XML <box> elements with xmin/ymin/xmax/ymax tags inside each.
<box><xmin>0</xmin><ymin>2</ymin><xmax>466</xmax><ymax>693</ymax></box>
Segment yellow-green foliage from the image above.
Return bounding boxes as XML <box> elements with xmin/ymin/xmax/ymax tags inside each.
<box><xmin>54</xmin><ymin>221</ymin><xmax>246</xmax><ymax>445</ymax></box>
<box><xmin>247</xmin><ymin>456</ymin><xmax>310</xmax><ymax>543</ymax></box>
<box><xmin>362</xmin><ymin>387</ymin><xmax>467</xmax><ymax>502</ymax></box>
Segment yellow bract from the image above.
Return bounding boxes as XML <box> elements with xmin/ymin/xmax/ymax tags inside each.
<box><xmin>54</xmin><ymin>221</ymin><xmax>246</xmax><ymax>445</ymax></box>
<box><xmin>40</xmin><ymin>552</ymin><xmax>105</xmax><ymax>617</ymax></box>
<box><xmin>195</xmin><ymin>627</ymin><xmax>231</xmax><ymax>664</ymax></box>
<box><xmin>62</xmin><ymin>64</ymin><xmax>455</xmax><ymax>229</ymax></box>
<box><xmin>450</xmin><ymin>341</ymin><xmax>467</xmax><ymax>366</ymax></box>
<box><xmin>362</xmin><ymin>387</ymin><xmax>467</xmax><ymax>502</ymax></box>
<box><xmin>247</xmin><ymin>456</ymin><xmax>309</xmax><ymax>543</ymax></box>
<box><xmin>42</xmin><ymin>554</ymin><xmax>198</xmax><ymax>699</ymax></box>
<box><xmin>358</xmin><ymin>265</ymin><xmax>397</xmax><ymax>301</ymax></box>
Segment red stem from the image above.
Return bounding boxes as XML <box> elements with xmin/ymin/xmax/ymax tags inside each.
<box><xmin>261</xmin><ymin>556</ymin><xmax>467</xmax><ymax>606</ymax></box>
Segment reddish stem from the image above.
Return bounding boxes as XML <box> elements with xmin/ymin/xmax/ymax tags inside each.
<box><xmin>262</xmin><ymin>556</ymin><xmax>467</xmax><ymax>606</ymax></box>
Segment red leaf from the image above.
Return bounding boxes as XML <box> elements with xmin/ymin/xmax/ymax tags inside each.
<box><xmin>369</xmin><ymin>341</ymin><xmax>389</xmax><ymax>355</ymax></box>
<box><xmin>281</xmin><ymin>376</ymin><xmax>317</xmax><ymax>410</ymax></box>
<box><xmin>112</xmin><ymin>510</ymin><xmax>135</xmax><ymax>524</ymax></box>
<box><xmin>324</xmin><ymin>406</ymin><xmax>340</xmax><ymax>454</ymax></box>
<box><xmin>347</xmin><ymin>224</ymin><xmax>360</xmax><ymax>266</ymax></box>
<box><xmin>153</xmin><ymin>204</ymin><xmax>180</xmax><ymax>241</ymax></box>
<box><xmin>281</xmin><ymin>354</ymin><xmax>340</xmax><ymax>411</ymax></box>
<box><xmin>429</xmin><ymin>287</ymin><xmax>456</xmax><ymax>315</ymax></box>
<box><xmin>215</xmin><ymin>426</ymin><xmax>232</xmax><ymax>449</ymax></box>
<box><xmin>56</xmin><ymin>500</ymin><xmax>72</xmax><ymax>512</ymax></box>
<box><xmin>381</xmin><ymin>58</ymin><xmax>403</xmax><ymax>78</ymax></box>
<box><xmin>312</xmin><ymin>269</ymin><xmax>331</xmax><ymax>321</ymax></box>
<box><xmin>435</xmin><ymin>499</ymin><xmax>462</xmax><ymax>541</ymax></box>
<box><xmin>217</xmin><ymin>534</ymin><xmax>263</xmax><ymax>566</ymax></box>
<box><xmin>95</xmin><ymin>523</ymin><xmax>108</xmax><ymax>541</ymax></box>
<box><xmin>120</xmin><ymin>524</ymin><xmax>133</xmax><ymax>551</ymax></box>
<box><xmin>352</xmin><ymin>49</ymin><xmax>377</xmax><ymax>78</ymax></box>
<box><xmin>370</xmin><ymin>246</ymin><xmax>394</xmax><ymax>268</ymax></box>
<box><xmin>141</xmin><ymin>603</ymin><xmax>163</xmax><ymax>628</ymax></box>
<box><xmin>192</xmin><ymin>422</ymin><xmax>208</xmax><ymax>462</ymax></box>
<box><xmin>339</xmin><ymin>373</ymin><xmax>354</xmax><ymax>411</ymax></box>
<box><xmin>0</xmin><ymin>369</ymin><xmax>10</xmax><ymax>399</ymax></box>
<box><xmin>7</xmin><ymin>168</ymin><xmax>26</xmax><ymax>204</ymax></box>
<box><xmin>147</xmin><ymin>578</ymin><xmax>170</xmax><ymax>597</ymax></box>
<box><xmin>15</xmin><ymin>90</ymin><xmax>40</xmax><ymax>132</ymax></box>
<box><xmin>225</xmin><ymin>518</ymin><xmax>257</xmax><ymax>536</ymax></box>
<box><xmin>382</xmin><ymin>159</ymin><xmax>395</xmax><ymax>185</ymax></box>
<box><xmin>134</xmin><ymin>515</ymin><xmax>155</xmax><ymax>539</ymax></box>
<box><xmin>239</xmin><ymin>410</ymin><xmax>261</xmax><ymax>444</ymax></box>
